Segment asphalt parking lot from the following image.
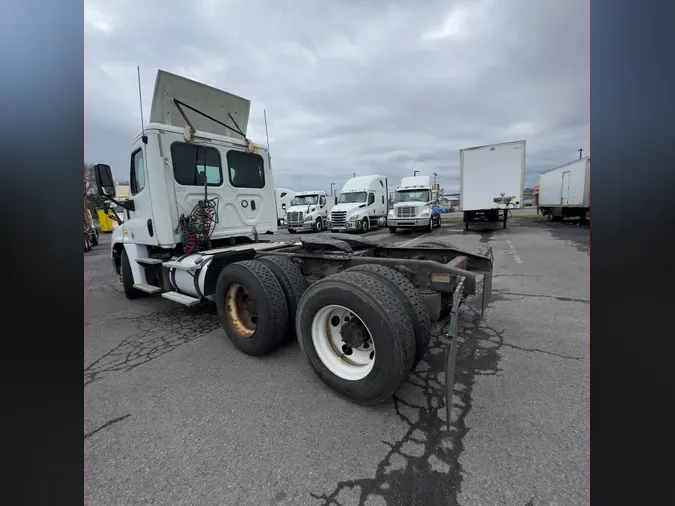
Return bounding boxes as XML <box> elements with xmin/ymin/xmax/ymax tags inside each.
<box><xmin>85</xmin><ymin>213</ymin><xmax>589</xmax><ymax>506</ymax></box>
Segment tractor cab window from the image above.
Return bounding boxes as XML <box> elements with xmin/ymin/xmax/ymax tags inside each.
<box><xmin>130</xmin><ymin>149</ymin><xmax>146</xmax><ymax>195</ymax></box>
<box><xmin>367</xmin><ymin>193</ymin><xmax>375</xmax><ymax>205</ymax></box>
<box><xmin>171</xmin><ymin>142</ymin><xmax>223</xmax><ymax>186</ymax></box>
<box><xmin>227</xmin><ymin>150</ymin><xmax>265</xmax><ymax>189</ymax></box>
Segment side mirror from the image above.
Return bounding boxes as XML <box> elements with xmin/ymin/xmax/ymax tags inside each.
<box><xmin>94</xmin><ymin>164</ymin><xmax>115</xmax><ymax>197</ymax></box>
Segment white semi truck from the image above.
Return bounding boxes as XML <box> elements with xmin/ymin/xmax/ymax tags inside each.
<box><xmin>538</xmin><ymin>157</ymin><xmax>590</xmax><ymax>223</ymax></box>
<box><xmin>285</xmin><ymin>190</ymin><xmax>336</xmax><ymax>233</ymax></box>
<box><xmin>275</xmin><ymin>188</ymin><xmax>295</xmax><ymax>226</ymax></box>
<box><xmin>329</xmin><ymin>175</ymin><xmax>388</xmax><ymax>233</ymax></box>
<box><xmin>92</xmin><ymin>69</ymin><xmax>495</xmax><ymax>426</ymax></box>
<box><xmin>459</xmin><ymin>140</ymin><xmax>526</xmax><ymax>230</ymax></box>
<box><xmin>387</xmin><ymin>175</ymin><xmax>442</xmax><ymax>233</ymax></box>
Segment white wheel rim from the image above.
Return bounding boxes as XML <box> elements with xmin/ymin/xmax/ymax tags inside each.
<box><xmin>311</xmin><ymin>304</ymin><xmax>375</xmax><ymax>381</ymax></box>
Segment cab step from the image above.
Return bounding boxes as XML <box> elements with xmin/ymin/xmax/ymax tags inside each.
<box><xmin>161</xmin><ymin>291</ymin><xmax>201</xmax><ymax>307</ymax></box>
<box><xmin>136</xmin><ymin>258</ymin><xmax>163</xmax><ymax>265</ymax></box>
<box><xmin>162</xmin><ymin>261</ymin><xmax>201</xmax><ymax>272</ymax></box>
<box><xmin>133</xmin><ymin>283</ymin><xmax>163</xmax><ymax>294</ymax></box>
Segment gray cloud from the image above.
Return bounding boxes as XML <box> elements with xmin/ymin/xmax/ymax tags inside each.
<box><xmin>85</xmin><ymin>0</ymin><xmax>588</xmax><ymax>193</ymax></box>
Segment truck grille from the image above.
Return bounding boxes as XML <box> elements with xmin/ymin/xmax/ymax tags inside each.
<box><xmin>331</xmin><ymin>211</ymin><xmax>347</xmax><ymax>227</ymax></box>
<box><xmin>287</xmin><ymin>211</ymin><xmax>303</xmax><ymax>223</ymax></box>
<box><xmin>396</xmin><ymin>206</ymin><xmax>416</xmax><ymax>218</ymax></box>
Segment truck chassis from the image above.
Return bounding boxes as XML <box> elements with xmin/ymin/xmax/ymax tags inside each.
<box><xmin>116</xmin><ymin>233</ymin><xmax>493</xmax><ymax>429</ymax></box>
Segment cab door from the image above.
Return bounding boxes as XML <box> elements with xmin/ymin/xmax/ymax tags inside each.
<box><xmin>123</xmin><ymin>148</ymin><xmax>158</xmax><ymax>245</ymax></box>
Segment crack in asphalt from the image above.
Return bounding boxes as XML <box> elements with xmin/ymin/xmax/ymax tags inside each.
<box><xmin>84</xmin><ymin>304</ymin><xmax>219</xmax><ymax>386</ymax></box>
<box><xmin>85</xmin><ymin>414</ymin><xmax>132</xmax><ymax>440</ymax></box>
<box><xmin>311</xmin><ymin>308</ymin><xmax>505</xmax><ymax>506</ymax></box>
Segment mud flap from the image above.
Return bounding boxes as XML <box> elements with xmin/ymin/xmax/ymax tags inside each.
<box><xmin>445</xmin><ymin>277</ymin><xmax>465</xmax><ymax>431</ymax></box>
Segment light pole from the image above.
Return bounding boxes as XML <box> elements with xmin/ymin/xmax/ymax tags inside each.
<box><xmin>413</xmin><ymin>170</ymin><xmax>419</xmax><ymax>176</ymax></box>
<box><xmin>353</xmin><ymin>172</ymin><xmax>356</xmax><ymax>178</ymax></box>
<box><xmin>330</xmin><ymin>182</ymin><xmax>335</xmax><ymax>196</ymax></box>
<box><xmin>578</xmin><ymin>148</ymin><xmax>583</xmax><ymax>159</ymax></box>
<box><xmin>433</xmin><ymin>172</ymin><xmax>438</xmax><ymax>186</ymax></box>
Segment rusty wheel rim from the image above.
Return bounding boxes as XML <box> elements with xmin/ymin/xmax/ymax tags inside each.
<box><xmin>225</xmin><ymin>283</ymin><xmax>257</xmax><ymax>338</ymax></box>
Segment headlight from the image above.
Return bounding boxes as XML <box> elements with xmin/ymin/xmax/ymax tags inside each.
<box><xmin>387</xmin><ymin>210</ymin><xmax>395</xmax><ymax>217</ymax></box>
<box><xmin>420</xmin><ymin>211</ymin><xmax>430</xmax><ymax>217</ymax></box>
<box><xmin>304</xmin><ymin>215</ymin><xmax>313</xmax><ymax>222</ymax></box>
<box><xmin>350</xmin><ymin>214</ymin><xmax>360</xmax><ymax>220</ymax></box>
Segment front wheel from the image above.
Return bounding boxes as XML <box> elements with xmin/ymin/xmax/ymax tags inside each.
<box><xmin>426</xmin><ymin>218</ymin><xmax>433</xmax><ymax>233</ymax></box>
<box><xmin>314</xmin><ymin>218</ymin><xmax>324</xmax><ymax>232</ymax></box>
<box><xmin>361</xmin><ymin>217</ymin><xmax>370</xmax><ymax>233</ymax></box>
<box><xmin>288</xmin><ymin>228</ymin><xmax>296</xmax><ymax>234</ymax></box>
<box><xmin>388</xmin><ymin>227</ymin><xmax>397</xmax><ymax>234</ymax></box>
<box><xmin>296</xmin><ymin>271</ymin><xmax>416</xmax><ymax>405</ymax></box>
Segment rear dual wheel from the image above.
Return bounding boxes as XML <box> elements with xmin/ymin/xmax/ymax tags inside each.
<box><xmin>295</xmin><ymin>268</ymin><xmax>425</xmax><ymax>405</ymax></box>
<box><xmin>215</xmin><ymin>257</ymin><xmax>307</xmax><ymax>355</ymax></box>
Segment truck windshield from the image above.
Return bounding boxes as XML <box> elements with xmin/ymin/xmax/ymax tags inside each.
<box><xmin>292</xmin><ymin>195</ymin><xmax>318</xmax><ymax>206</ymax></box>
<box><xmin>395</xmin><ymin>190</ymin><xmax>430</xmax><ymax>203</ymax></box>
<box><xmin>338</xmin><ymin>191</ymin><xmax>367</xmax><ymax>204</ymax></box>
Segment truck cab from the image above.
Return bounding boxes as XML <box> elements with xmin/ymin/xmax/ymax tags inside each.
<box><xmin>285</xmin><ymin>190</ymin><xmax>335</xmax><ymax>233</ymax></box>
<box><xmin>96</xmin><ymin>70</ymin><xmax>277</xmax><ymax>284</ymax></box>
<box><xmin>329</xmin><ymin>175</ymin><xmax>388</xmax><ymax>232</ymax></box>
<box><xmin>387</xmin><ymin>175</ymin><xmax>441</xmax><ymax>233</ymax></box>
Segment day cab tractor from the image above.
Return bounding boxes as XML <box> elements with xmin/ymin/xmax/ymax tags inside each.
<box><xmin>93</xmin><ymin>69</ymin><xmax>494</xmax><ymax>428</ymax></box>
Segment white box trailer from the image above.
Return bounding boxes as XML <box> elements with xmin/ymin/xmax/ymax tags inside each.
<box><xmin>460</xmin><ymin>140</ymin><xmax>526</xmax><ymax>230</ymax></box>
<box><xmin>538</xmin><ymin>157</ymin><xmax>590</xmax><ymax>222</ymax></box>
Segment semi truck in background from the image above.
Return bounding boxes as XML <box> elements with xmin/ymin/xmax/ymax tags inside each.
<box><xmin>387</xmin><ymin>175</ymin><xmax>441</xmax><ymax>233</ymax></box>
<box><xmin>90</xmin><ymin>68</ymin><xmax>497</xmax><ymax>427</ymax></box>
<box><xmin>275</xmin><ymin>188</ymin><xmax>296</xmax><ymax>226</ymax></box>
<box><xmin>538</xmin><ymin>157</ymin><xmax>590</xmax><ymax>224</ymax></box>
<box><xmin>329</xmin><ymin>175</ymin><xmax>388</xmax><ymax>233</ymax></box>
<box><xmin>459</xmin><ymin>140</ymin><xmax>526</xmax><ymax>230</ymax></box>
<box><xmin>285</xmin><ymin>190</ymin><xmax>336</xmax><ymax>233</ymax></box>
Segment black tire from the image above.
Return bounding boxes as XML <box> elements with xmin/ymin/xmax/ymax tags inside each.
<box><xmin>257</xmin><ymin>255</ymin><xmax>308</xmax><ymax>343</ymax></box>
<box><xmin>464</xmin><ymin>221</ymin><xmax>469</xmax><ymax>231</ymax></box>
<box><xmin>288</xmin><ymin>228</ymin><xmax>296</xmax><ymax>234</ymax></box>
<box><xmin>346</xmin><ymin>264</ymin><xmax>431</xmax><ymax>369</ymax></box>
<box><xmin>296</xmin><ymin>271</ymin><xmax>416</xmax><ymax>405</ymax></box>
<box><xmin>84</xmin><ymin>234</ymin><xmax>91</xmax><ymax>253</ymax></box>
<box><xmin>434</xmin><ymin>215</ymin><xmax>442</xmax><ymax>228</ymax></box>
<box><xmin>314</xmin><ymin>218</ymin><xmax>324</xmax><ymax>233</ymax></box>
<box><xmin>91</xmin><ymin>233</ymin><xmax>99</xmax><ymax>246</ymax></box>
<box><xmin>361</xmin><ymin>217</ymin><xmax>370</xmax><ymax>233</ymax></box>
<box><xmin>120</xmin><ymin>249</ymin><xmax>144</xmax><ymax>299</ymax></box>
<box><xmin>426</xmin><ymin>218</ymin><xmax>433</xmax><ymax>233</ymax></box>
<box><xmin>215</xmin><ymin>260</ymin><xmax>289</xmax><ymax>356</ymax></box>
<box><xmin>389</xmin><ymin>227</ymin><xmax>397</xmax><ymax>234</ymax></box>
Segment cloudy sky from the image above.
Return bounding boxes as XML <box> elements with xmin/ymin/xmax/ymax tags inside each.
<box><xmin>85</xmin><ymin>0</ymin><xmax>588</xmax><ymax>193</ymax></box>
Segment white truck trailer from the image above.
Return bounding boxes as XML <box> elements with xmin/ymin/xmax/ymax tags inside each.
<box><xmin>275</xmin><ymin>188</ymin><xmax>295</xmax><ymax>226</ymax></box>
<box><xmin>387</xmin><ymin>175</ymin><xmax>442</xmax><ymax>233</ymax></box>
<box><xmin>92</xmin><ymin>69</ymin><xmax>495</xmax><ymax>427</ymax></box>
<box><xmin>538</xmin><ymin>157</ymin><xmax>590</xmax><ymax>223</ymax></box>
<box><xmin>329</xmin><ymin>175</ymin><xmax>388</xmax><ymax>233</ymax></box>
<box><xmin>285</xmin><ymin>190</ymin><xmax>336</xmax><ymax>233</ymax></box>
<box><xmin>459</xmin><ymin>140</ymin><xmax>526</xmax><ymax>230</ymax></box>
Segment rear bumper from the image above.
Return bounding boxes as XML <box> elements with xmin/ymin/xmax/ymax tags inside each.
<box><xmin>387</xmin><ymin>218</ymin><xmax>429</xmax><ymax>227</ymax></box>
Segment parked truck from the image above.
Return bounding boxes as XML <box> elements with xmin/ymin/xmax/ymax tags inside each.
<box><xmin>387</xmin><ymin>175</ymin><xmax>442</xmax><ymax>233</ymax></box>
<box><xmin>459</xmin><ymin>140</ymin><xmax>526</xmax><ymax>230</ymax></box>
<box><xmin>329</xmin><ymin>175</ymin><xmax>388</xmax><ymax>233</ymax></box>
<box><xmin>285</xmin><ymin>190</ymin><xmax>336</xmax><ymax>233</ymax></box>
<box><xmin>538</xmin><ymin>157</ymin><xmax>590</xmax><ymax>223</ymax></box>
<box><xmin>92</xmin><ymin>69</ymin><xmax>495</xmax><ymax>427</ymax></box>
<box><xmin>275</xmin><ymin>188</ymin><xmax>295</xmax><ymax>226</ymax></box>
